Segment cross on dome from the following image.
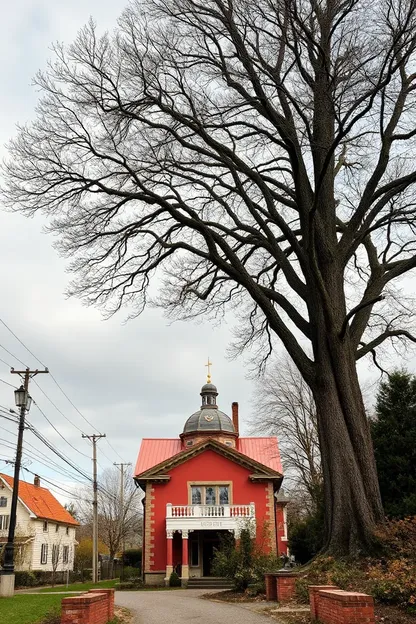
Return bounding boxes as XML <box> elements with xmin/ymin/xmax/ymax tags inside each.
<box><xmin>205</xmin><ymin>357</ymin><xmax>213</xmax><ymax>383</ymax></box>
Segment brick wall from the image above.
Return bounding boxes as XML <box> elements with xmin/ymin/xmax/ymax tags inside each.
<box><xmin>265</xmin><ymin>573</ymin><xmax>279</xmax><ymax>601</ymax></box>
<box><xmin>315</xmin><ymin>589</ymin><xmax>375</xmax><ymax>624</ymax></box>
<box><xmin>276</xmin><ymin>572</ymin><xmax>297</xmax><ymax>602</ymax></box>
<box><xmin>144</xmin><ymin>483</ymin><xmax>155</xmax><ymax>572</ymax></box>
<box><xmin>61</xmin><ymin>590</ymin><xmax>114</xmax><ymax>624</ymax></box>
<box><xmin>309</xmin><ymin>585</ymin><xmax>339</xmax><ymax>620</ymax></box>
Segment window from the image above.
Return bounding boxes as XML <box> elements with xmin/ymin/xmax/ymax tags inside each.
<box><xmin>43</xmin><ymin>521</ymin><xmax>48</xmax><ymax>532</ymax></box>
<box><xmin>186</xmin><ymin>440</ymin><xmax>193</xmax><ymax>447</ymax></box>
<box><xmin>63</xmin><ymin>545</ymin><xmax>69</xmax><ymax>564</ymax></box>
<box><xmin>0</xmin><ymin>515</ymin><xmax>10</xmax><ymax>530</ymax></box>
<box><xmin>41</xmin><ymin>543</ymin><xmax>48</xmax><ymax>564</ymax></box>
<box><xmin>55</xmin><ymin>524</ymin><xmax>59</xmax><ymax>533</ymax></box>
<box><xmin>205</xmin><ymin>486</ymin><xmax>216</xmax><ymax>505</ymax></box>
<box><xmin>66</xmin><ymin>526</ymin><xmax>69</xmax><ymax>536</ymax></box>
<box><xmin>52</xmin><ymin>544</ymin><xmax>60</xmax><ymax>566</ymax></box>
<box><xmin>190</xmin><ymin>485</ymin><xmax>230</xmax><ymax>506</ymax></box>
<box><xmin>191</xmin><ymin>486</ymin><xmax>202</xmax><ymax>505</ymax></box>
<box><xmin>219</xmin><ymin>486</ymin><xmax>229</xmax><ymax>505</ymax></box>
<box><xmin>0</xmin><ymin>497</ymin><xmax>7</xmax><ymax>508</ymax></box>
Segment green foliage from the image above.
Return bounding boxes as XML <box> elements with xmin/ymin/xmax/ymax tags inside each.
<box><xmin>288</xmin><ymin>490</ymin><xmax>325</xmax><ymax>563</ymax></box>
<box><xmin>120</xmin><ymin>566</ymin><xmax>140</xmax><ymax>581</ymax></box>
<box><xmin>372</xmin><ymin>370</ymin><xmax>416</xmax><ymax>518</ymax></box>
<box><xmin>211</xmin><ymin>525</ymin><xmax>281</xmax><ymax>593</ymax></box>
<box><xmin>38</xmin><ymin>608</ymin><xmax>61</xmax><ymax>624</ymax></box>
<box><xmin>122</xmin><ymin>548</ymin><xmax>142</xmax><ymax>568</ymax></box>
<box><xmin>169</xmin><ymin>570</ymin><xmax>181</xmax><ymax>587</ymax></box>
<box><xmin>15</xmin><ymin>570</ymin><xmax>37</xmax><ymax>587</ymax></box>
<box><xmin>115</xmin><ymin>579</ymin><xmax>143</xmax><ymax>590</ymax></box>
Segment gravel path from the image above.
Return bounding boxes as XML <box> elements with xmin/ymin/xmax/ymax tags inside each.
<box><xmin>115</xmin><ymin>589</ymin><xmax>279</xmax><ymax>624</ymax></box>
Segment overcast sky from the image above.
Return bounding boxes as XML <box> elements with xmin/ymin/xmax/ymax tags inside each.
<box><xmin>0</xmin><ymin>0</ymin><xmax>262</xmax><ymax>504</ymax></box>
<box><xmin>0</xmin><ymin>1</ymin><xmax>412</xmax><ymax>506</ymax></box>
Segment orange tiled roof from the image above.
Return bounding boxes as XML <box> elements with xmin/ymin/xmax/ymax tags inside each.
<box><xmin>0</xmin><ymin>474</ymin><xmax>79</xmax><ymax>526</ymax></box>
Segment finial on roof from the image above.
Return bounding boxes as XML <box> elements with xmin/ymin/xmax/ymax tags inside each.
<box><xmin>205</xmin><ymin>357</ymin><xmax>213</xmax><ymax>383</ymax></box>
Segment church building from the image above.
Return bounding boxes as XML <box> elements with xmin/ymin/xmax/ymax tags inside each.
<box><xmin>134</xmin><ymin>370</ymin><xmax>288</xmax><ymax>586</ymax></box>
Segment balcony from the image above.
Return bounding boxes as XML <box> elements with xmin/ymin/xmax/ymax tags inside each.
<box><xmin>166</xmin><ymin>503</ymin><xmax>255</xmax><ymax>534</ymax></box>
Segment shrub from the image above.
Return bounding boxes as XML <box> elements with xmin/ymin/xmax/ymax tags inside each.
<box><xmin>120</xmin><ymin>566</ymin><xmax>140</xmax><ymax>581</ymax></box>
<box><xmin>115</xmin><ymin>580</ymin><xmax>143</xmax><ymax>590</ymax></box>
<box><xmin>122</xmin><ymin>548</ymin><xmax>142</xmax><ymax>569</ymax></box>
<box><xmin>15</xmin><ymin>570</ymin><xmax>37</xmax><ymax>587</ymax></box>
<box><xmin>169</xmin><ymin>571</ymin><xmax>181</xmax><ymax>587</ymax></box>
<box><xmin>212</xmin><ymin>524</ymin><xmax>281</xmax><ymax>593</ymax></box>
<box><xmin>39</xmin><ymin>609</ymin><xmax>61</xmax><ymax>624</ymax></box>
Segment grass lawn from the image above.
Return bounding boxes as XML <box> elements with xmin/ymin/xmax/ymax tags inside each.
<box><xmin>38</xmin><ymin>578</ymin><xmax>117</xmax><ymax>593</ymax></box>
<box><xmin>0</xmin><ymin>593</ymin><xmax>70</xmax><ymax>624</ymax></box>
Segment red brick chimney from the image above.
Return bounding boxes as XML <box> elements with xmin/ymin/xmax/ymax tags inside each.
<box><xmin>232</xmin><ymin>402</ymin><xmax>239</xmax><ymax>436</ymax></box>
<box><xmin>34</xmin><ymin>475</ymin><xmax>40</xmax><ymax>488</ymax></box>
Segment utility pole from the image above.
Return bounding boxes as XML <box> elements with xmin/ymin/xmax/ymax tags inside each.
<box><xmin>82</xmin><ymin>433</ymin><xmax>106</xmax><ymax>584</ymax></box>
<box><xmin>114</xmin><ymin>462</ymin><xmax>131</xmax><ymax>558</ymax></box>
<box><xmin>0</xmin><ymin>367</ymin><xmax>48</xmax><ymax>597</ymax></box>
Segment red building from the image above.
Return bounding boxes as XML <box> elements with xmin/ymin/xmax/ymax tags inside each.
<box><xmin>134</xmin><ymin>378</ymin><xmax>288</xmax><ymax>586</ymax></box>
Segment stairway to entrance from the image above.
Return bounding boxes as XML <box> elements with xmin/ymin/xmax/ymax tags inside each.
<box><xmin>187</xmin><ymin>577</ymin><xmax>234</xmax><ymax>590</ymax></box>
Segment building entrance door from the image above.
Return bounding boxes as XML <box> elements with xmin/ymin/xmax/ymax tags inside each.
<box><xmin>202</xmin><ymin>531</ymin><xmax>221</xmax><ymax>576</ymax></box>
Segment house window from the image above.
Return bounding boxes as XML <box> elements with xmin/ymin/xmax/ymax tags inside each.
<box><xmin>63</xmin><ymin>545</ymin><xmax>69</xmax><ymax>564</ymax></box>
<box><xmin>55</xmin><ymin>524</ymin><xmax>59</xmax><ymax>533</ymax></box>
<box><xmin>43</xmin><ymin>521</ymin><xmax>48</xmax><ymax>532</ymax></box>
<box><xmin>66</xmin><ymin>526</ymin><xmax>69</xmax><ymax>536</ymax></box>
<box><xmin>41</xmin><ymin>543</ymin><xmax>48</xmax><ymax>564</ymax></box>
<box><xmin>190</xmin><ymin>485</ymin><xmax>230</xmax><ymax>506</ymax></box>
<box><xmin>52</xmin><ymin>544</ymin><xmax>60</xmax><ymax>566</ymax></box>
<box><xmin>191</xmin><ymin>486</ymin><xmax>202</xmax><ymax>505</ymax></box>
<box><xmin>0</xmin><ymin>496</ymin><xmax>7</xmax><ymax>507</ymax></box>
<box><xmin>0</xmin><ymin>515</ymin><xmax>10</xmax><ymax>530</ymax></box>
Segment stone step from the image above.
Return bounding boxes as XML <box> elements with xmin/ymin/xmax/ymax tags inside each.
<box><xmin>187</xmin><ymin>577</ymin><xmax>233</xmax><ymax>589</ymax></box>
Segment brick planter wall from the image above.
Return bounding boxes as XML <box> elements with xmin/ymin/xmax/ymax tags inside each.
<box><xmin>89</xmin><ymin>588</ymin><xmax>115</xmax><ymax>621</ymax></box>
<box><xmin>316</xmin><ymin>589</ymin><xmax>375</xmax><ymax>624</ymax></box>
<box><xmin>276</xmin><ymin>572</ymin><xmax>298</xmax><ymax>602</ymax></box>
<box><xmin>264</xmin><ymin>573</ymin><xmax>280</xmax><ymax>601</ymax></box>
<box><xmin>61</xmin><ymin>592</ymin><xmax>110</xmax><ymax>624</ymax></box>
<box><xmin>309</xmin><ymin>585</ymin><xmax>339</xmax><ymax>620</ymax></box>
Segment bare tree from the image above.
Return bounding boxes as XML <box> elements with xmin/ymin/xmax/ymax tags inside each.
<box><xmin>4</xmin><ymin>0</ymin><xmax>416</xmax><ymax>554</ymax></box>
<box><xmin>77</xmin><ymin>467</ymin><xmax>142</xmax><ymax>576</ymax></box>
<box><xmin>250</xmin><ymin>357</ymin><xmax>321</xmax><ymax>510</ymax></box>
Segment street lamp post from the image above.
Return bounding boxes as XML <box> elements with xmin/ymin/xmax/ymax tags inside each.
<box><xmin>1</xmin><ymin>386</ymin><xmax>32</xmax><ymax>584</ymax></box>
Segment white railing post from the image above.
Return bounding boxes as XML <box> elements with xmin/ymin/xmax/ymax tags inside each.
<box><xmin>166</xmin><ymin>503</ymin><xmax>172</xmax><ymax>518</ymax></box>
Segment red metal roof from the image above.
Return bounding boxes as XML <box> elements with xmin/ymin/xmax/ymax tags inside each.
<box><xmin>134</xmin><ymin>436</ymin><xmax>282</xmax><ymax>476</ymax></box>
<box><xmin>0</xmin><ymin>474</ymin><xmax>79</xmax><ymax>526</ymax></box>
<box><xmin>238</xmin><ymin>437</ymin><xmax>282</xmax><ymax>473</ymax></box>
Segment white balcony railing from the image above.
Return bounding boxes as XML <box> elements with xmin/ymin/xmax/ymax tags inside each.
<box><xmin>166</xmin><ymin>503</ymin><xmax>255</xmax><ymax>519</ymax></box>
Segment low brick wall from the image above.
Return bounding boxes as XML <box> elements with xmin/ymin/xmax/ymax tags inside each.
<box><xmin>61</xmin><ymin>589</ymin><xmax>114</xmax><ymax>624</ymax></box>
<box><xmin>276</xmin><ymin>572</ymin><xmax>298</xmax><ymax>602</ymax></box>
<box><xmin>265</xmin><ymin>573</ymin><xmax>280</xmax><ymax>601</ymax></box>
<box><xmin>315</xmin><ymin>589</ymin><xmax>375</xmax><ymax>624</ymax></box>
<box><xmin>309</xmin><ymin>584</ymin><xmax>339</xmax><ymax>620</ymax></box>
<box><xmin>89</xmin><ymin>588</ymin><xmax>115</xmax><ymax>621</ymax></box>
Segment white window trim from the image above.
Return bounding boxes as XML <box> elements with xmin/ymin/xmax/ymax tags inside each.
<box><xmin>41</xmin><ymin>543</ymin><xmax>48</xmax><ymax>565</ymax></box>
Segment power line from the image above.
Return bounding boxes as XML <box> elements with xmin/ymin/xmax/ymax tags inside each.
<box><xmin>0</xmin><ymin>318</ymin><xmax>45</xmax><ymax>368</ymax></box>
<box><xmin>49</xmin><ymin>373</ymin><xmax>101</xmax><ymax>434</ymax></box>
<box><xmin>0</xmin><ymin>343</ymin><xmax>28</xmax><ymax>368</ymax></box>
<box><xmin>0</xmin><ymin>356</ymin><xmax>13</xmax><ymax>369</ymax></box>
<box><xmin>0</xmin><ymin>378</ymin><xmax>17</xmax><ymax>389</ymax></box>
<box><xmin>105</xmin><ymin>438</ymin><xmax>125</xmax><ymax>462</ymax></box>
<box><xmin>32</xmin><ymin>380</ymin><xmax>86</xmax><ymax>435</ymax></box>
<box><xmin>31</xmin><ymin>399</ymin><xmax>91</xmax><ymax>460</ymax></box>
<box><xmin>0</xmin><ymin>315</ymin><xmax>100</xmax><ymax>434</ymax></box>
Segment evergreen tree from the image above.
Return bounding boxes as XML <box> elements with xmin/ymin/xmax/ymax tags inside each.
<box><xmin>372</xmin><ymin>371</ymin><xmax>416</xmax><ymax>518</ymax></box>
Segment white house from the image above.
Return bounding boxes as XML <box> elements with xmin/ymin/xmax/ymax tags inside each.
<box><xmin>0</xmin><ymin>473</ymin><xmax>78</xmax><ymax>572</ymax></box>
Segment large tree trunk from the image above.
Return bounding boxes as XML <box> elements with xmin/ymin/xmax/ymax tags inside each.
<box><xmin>311</xmin><ymin>319</ymin><xmax>384</xmax><ymax>555</ymax></box>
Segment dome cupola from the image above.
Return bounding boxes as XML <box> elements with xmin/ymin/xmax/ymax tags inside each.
<box><xmin>181</xmin><ymin>359</ymin><xmax>237</xmax><ymax>447</ymax></box>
